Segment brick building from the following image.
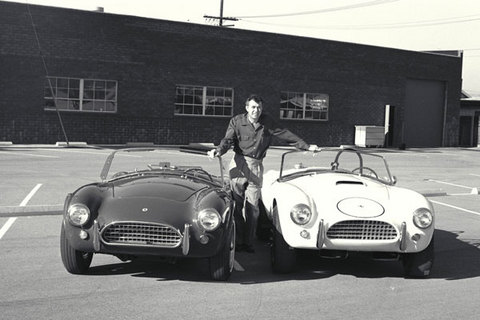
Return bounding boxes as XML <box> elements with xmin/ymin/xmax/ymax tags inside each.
<box><xmin>0</xmin><ymin>1</ymin><xmax>463</xmax><ymax>147</ymax></box>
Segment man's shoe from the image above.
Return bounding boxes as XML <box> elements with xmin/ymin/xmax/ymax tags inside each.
<box><xmin>244</xmin><ymin>245</ymin><xmax>255</xmax><ymax>253</ymax></box>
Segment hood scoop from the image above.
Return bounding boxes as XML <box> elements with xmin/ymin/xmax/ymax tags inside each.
<box><xmin>336</xmin><ymin>180</ymin><xmax>364</xmax><ymax>186</ymax></box>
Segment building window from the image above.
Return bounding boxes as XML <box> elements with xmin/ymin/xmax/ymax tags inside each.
<box><xmin>44</xmin><ymin>77</ymin><xmax>117</xmax><ymax>113</ymax></box>
<box><xmin>280</xmin><ymin>91</ymin><xmax>329</xmax><ymax>121</ymax></box>
<box><xmin>175</xmin><ymin>85</ymin><xmax>233</xmax><ymax>117</ymax></box>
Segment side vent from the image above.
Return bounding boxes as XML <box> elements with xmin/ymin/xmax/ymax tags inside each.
<box><xmin>336</xmin><ymin>181</ymin><xmax>364</xmax><ymax>186</ymax></box>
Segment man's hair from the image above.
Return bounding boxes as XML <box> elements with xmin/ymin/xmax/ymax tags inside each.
<box><xmin>245</xmin><ymin>94</ymin><xmax>263</xmax><ymax>105</ymax></box>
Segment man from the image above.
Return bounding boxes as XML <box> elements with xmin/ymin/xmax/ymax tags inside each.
<box><xmin>208</xmin><ymin>94</ymin><xmax>317</xmax><ymax>253</ymax></box>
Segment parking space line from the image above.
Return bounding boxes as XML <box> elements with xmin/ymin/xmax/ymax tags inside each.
<box><xmin>431</xmin><ymin>200</ymin><xmax>480</xmax><ymax>216</ymax></box>
<box><xmin>427</xmin><ymin>179</ymin><xmax>474</xmax><ymax>190</ymax></box>
<box><xmin>20</xmin><ymin>184</ymin><xmax>42</xmax><ymax>206</ymax></box>
<box><xmin>0</xmin><ymin>217</ymin><xmax>17</xmax><ymax>239</ymax></box>
<box><xmin>0</xmin><ymin>184</ymin><xmax>43</xmax><ymax>239</ymax></box>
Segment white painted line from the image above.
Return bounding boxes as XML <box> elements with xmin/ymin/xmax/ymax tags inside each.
<box><xmin>431</xmin><ymin>200</ymin><xmax>480</xmax><ymax>216</ymax></box>
<box><xmin>0</xmin><ymin>184</ymin><xmax>42</xmax><ymax>239</ymax></box>
<box><xmin>0</xmin><ymin>151</ymin><xmax>58</xmax><ymax>158</ymax></box>
<box><xmin>20</xmin><ymin>184</ymin><xmax>42</xmax><ymax>206</ymax></box>
<box><xmin>469</xmin><ymin>174</ymin><xmax>480</xmax><ymax>178</ymax></box>
<box><xmin>0</xmin><ymin>218</ymin><xmax>17</xmax><ymax>239</ymax></box>
<box><xmin>233</xmin><ymin>260</ymin><xmax>245</xmax><ymax>272</ymax></box>
<box><xmin>427</xmin><ymin>179</ymin><xmax>473</xmax><ymax>190</ymax></box>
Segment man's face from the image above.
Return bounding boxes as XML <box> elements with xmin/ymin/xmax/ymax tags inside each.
<box><xmin>246</xmin><ymin>100</ymin><xmax>262</xmax><ymax>122</ymax></box>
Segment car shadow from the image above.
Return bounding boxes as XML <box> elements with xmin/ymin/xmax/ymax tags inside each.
<box><xmin>85</xmin><ymin>229</ymin><xmax>480</xmax><ymax>283</ymax></box>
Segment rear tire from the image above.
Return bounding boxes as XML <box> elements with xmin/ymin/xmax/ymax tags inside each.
<box><xmin>60</xmin><ymin>224</ymin><xmax>93</xmax><ymax>274</ymax></box>
<box><xmin>271</xmin><ymin>228</ymin><xmax>296</xmax><ymax>273</ymax></box>
<box><xmin>403</xmin><ymin>236</ymin><xmax>434</xmax><ymax>278</ymax></box>
<box><xmin>209</xmin><ymin>222</ymin><xmax>235</xmax><ymax>281</ymax></box>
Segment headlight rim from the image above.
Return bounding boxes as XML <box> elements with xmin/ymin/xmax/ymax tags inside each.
<box><xmin>67</xmin><ymin>203</ymin><xmax>91</xmax><ymax>227</ymax></box>
<box><xmin>412</xmin><ymin>207</ymin><xmax>433</xmax><ymax>229</ymax></box>
<box><xmin>290</xmin><ymin>203</ymin><xmax>312</xmax><ymax>225</ymax></box>
<box><xmin>197</xmin><ymin>208</ymin><xmax>221</xmax><ymax>232</ymax></box>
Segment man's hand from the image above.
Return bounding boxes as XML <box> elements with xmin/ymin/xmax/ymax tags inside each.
<box><xmin>207</xmin><ymin>149</ymin><xmax>218</xmax><ymax>159</ymax></box>
<box><xmin>308</xmin><ymin>144</ymin><xmax>320</xmax><ymax>152</ymax></box>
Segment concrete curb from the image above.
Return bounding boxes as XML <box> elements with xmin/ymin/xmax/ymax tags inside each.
<box><xmin>0</xmin><ymin>205</ymin><xmax>63</xmax><ymax>217</ymax></box>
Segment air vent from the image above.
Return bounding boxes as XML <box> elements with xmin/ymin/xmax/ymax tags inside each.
<box><xmin>336</xmin><ymin>181</ymin><xmax>364</xmax><ymax>185</ymax></box>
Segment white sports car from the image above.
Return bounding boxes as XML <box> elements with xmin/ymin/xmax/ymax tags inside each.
<box><xmin>260</xmin><ymin>147</ymin><xmax>434</xmax><ymax>277</ymax></box>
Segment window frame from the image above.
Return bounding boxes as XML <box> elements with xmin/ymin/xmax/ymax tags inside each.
<box><xmin>44</xmin><ymin>76</ymin><xmax>118</xmax><ymax>113</ymax></box>
<box><xmin>174</xmin><ymin>84</ymin><xmax>234</xmax><ymax>117</ymax></box>
<box><xmin>280</xmin><ymin>91</ymin><xmax>329</xmax><ymax>121</ymax></box>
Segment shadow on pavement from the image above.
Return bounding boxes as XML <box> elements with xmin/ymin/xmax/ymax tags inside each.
<box><xmin>84</xmin><ymin>229</ymin><xmax>480</xmax><ymax>283</ymax></box>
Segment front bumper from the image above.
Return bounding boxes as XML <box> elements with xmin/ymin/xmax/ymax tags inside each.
<box><xmin>63</xmin><ymin>219</ymin><xmax>227</xmax><ymax>258</ymax></box>
<box><xmin>285</xmin><ymin>219</ymin><xmax>433</xmax><ymax>253</ymax></box>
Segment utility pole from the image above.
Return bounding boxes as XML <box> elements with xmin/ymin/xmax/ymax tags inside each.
<box><xmin>204</xmin><ymin>0</ymin><xmax>238</xmax><ymax>27</ymax></box>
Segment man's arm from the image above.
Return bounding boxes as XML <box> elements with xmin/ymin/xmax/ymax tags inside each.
<box><xmin>208</xmin><ymin>117</ymin><xmax>237</xmax><ymax>158</ymax></box>
<box><xmin>269</xmin><ymin>117</ymin><xmax>318</xmax><ymax>151</ymax></box>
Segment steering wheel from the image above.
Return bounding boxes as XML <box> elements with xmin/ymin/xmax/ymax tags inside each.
<box><xmin>183</xmin><ymin>168</ymin><xmax>214</xmax><ymax>182</ymax></box>
<box><xmin>352</xmin><ymin>167</ymin><xmax>378</xmax><ymax>179</ymax></box>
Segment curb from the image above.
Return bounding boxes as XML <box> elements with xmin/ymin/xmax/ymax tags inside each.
<box><xmin>0</xmin><ymin>205</ymin><xmax>63</xmax><ymax>217</ymax></box>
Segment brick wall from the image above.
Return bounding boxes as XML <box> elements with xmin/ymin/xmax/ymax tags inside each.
<box><xmin>0</xmin><ymin>2</ymin><xmax>462</xmax><ymax>146</ymax></box>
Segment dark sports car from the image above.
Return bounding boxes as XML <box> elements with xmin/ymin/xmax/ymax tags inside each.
<box><xmin>60</xmin><ymin>147</ymin><xmax>235</xmax><ymax>281</ymax></box>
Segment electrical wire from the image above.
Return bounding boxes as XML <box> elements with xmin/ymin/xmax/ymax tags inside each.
<box><xmin>239</xmin><ymin>13</ymin><xmax>480</xmax><ymax>30</ymax></box>
<box><xmin>235</xmin><ymin>0</ymin><xmax>400</xmax><ymax>19</ymax></box>
<box><xmin>25</xmin><ymin>1</ymin><xmax>70</xmax><ymax>146</ymax></box>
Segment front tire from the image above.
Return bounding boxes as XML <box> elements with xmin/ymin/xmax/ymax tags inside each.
<box><xmin>209</xmin><ymin>222</ymin><xmax>235</xmax><ymax>281</ymax></box>
<box><xmin>60</xmin><ymin>224</ymin><xmax>93</xmax><ymax>274</ymax></box>
<box><xmin>271</xmin><ymin>228</ymin><xmax>296</xmax><ymax>273</ymax></box>
<box><xmin>402</xmin><ymin>236</ymin><xmax>434</xmax><ymax>278</ymax></box>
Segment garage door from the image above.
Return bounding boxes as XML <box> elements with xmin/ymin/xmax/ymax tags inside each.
<box><xmin>404</xmin><ymin>79</ymin><xmax>445</xmax><ymax>147</ymax></box>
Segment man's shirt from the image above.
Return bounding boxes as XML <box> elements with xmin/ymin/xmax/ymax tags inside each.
<box><xmin>216</xmin><ymin>113</ymin><xmax>309</xmax><ymax>160</ymax></box>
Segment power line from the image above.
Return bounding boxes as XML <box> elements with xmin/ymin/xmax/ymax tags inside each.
<box><xmin>239</xmin><ymin>13</ymin><xmax>480</xmax><ymax>30</ymax></box>
<box><xmin>235</xmin><ymin>0</ymin><xmax>400</xmax><ymax>19</ymax></box>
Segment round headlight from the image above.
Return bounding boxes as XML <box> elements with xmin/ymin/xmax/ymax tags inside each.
<box><xmin>290</xmin><ymin>204</ymin><xmax>312</xmax><ymax>225</ymax></box>
<box><xmin>198</xmin><ymin>208</ymin><xmax>221</xmax><ymax>231</ymax></box>
<box><xmin>413</xmin><ymin>208</ymin><xmax>433</xmax><ymax>229</ymax></box>
<box><xmin>67</xmin><ymin>204</ymin><xmax>90</xmax><ymax>226</ymax></box>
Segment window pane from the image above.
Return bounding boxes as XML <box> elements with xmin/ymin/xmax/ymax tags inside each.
<box><xmin>44</xmin><ymin>76</ymin><xmax>117</xmax><ymax>113</ymax></box>
<box><xmin>83</xmin><ymin>100</ymin><xmax>94</xmax><ymax>111</ymax></box>
<box><xmin>175</xmin><ymin>85</ymin><xmax>233</xmax><ymax>117</ymax></box>
<box><xmin>94</xmin><ymin>100</ymin><xmax>106</xmax><ymax>111</ymax></box>
<box><xmin>95</xmin><ymin>89</ymin><xmax>105</xmax><ymax>100</ymax></box>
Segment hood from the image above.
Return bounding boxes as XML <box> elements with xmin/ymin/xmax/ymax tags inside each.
<box><xmin>97</xmin><ymin>176</ymin><xmax>210</xmax><ymax>227</ymax></box>
<box><xmin>112</xmin><ymin>176</ymin><xmax>209</xmax><ymax>202</ymax></box>
<box><xmin>285</xmin><ymin>173</ymin><xmax>389</xmax><ymax>217</ymax></box>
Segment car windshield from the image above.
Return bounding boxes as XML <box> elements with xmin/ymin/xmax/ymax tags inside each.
<box><xmin>100</xmin><ymin>147</ymin><xmax>226</xmax><ymax>187</ymax></box>
<box><xmin>279</xmin><ymin>148</ymin><xmax>394</xmax><ymax>185</ymax></box>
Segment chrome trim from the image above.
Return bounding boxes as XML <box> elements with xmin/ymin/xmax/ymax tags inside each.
<box><xmin>182</xmin><ymin>224</ymin><xmax>190</xmax><ymax>255</ymax></box>
<box><xmin>93</xmin><ymin>220</ymin><xmax>100</xmax><ymax>251</ymax></box>
<box><xmin>326</xmin><ymin>220</ymin><xmax>397</xmax><ymax>240</ymax></box>
<box><xmin>399</xmin><ymin>222</ymin><xmax>407</xmax><ymax>251</ymax></box>
<box><xmin>317</xmin><ymin>219</ymin><xmax>325</xmax><ymax>249</ymax></box>
<box><xmin>100</xmin><ymin>221</ymin><xmax>182</xmax><ymax>248</ymax></box>
<box><xmin>222</xmin><ymin>207</ymin><xmax>230</xmax><ymax>223</ymax></box>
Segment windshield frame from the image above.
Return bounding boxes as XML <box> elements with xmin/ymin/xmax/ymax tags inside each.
<box><xmin>278</xmin><ymin>147</ymin><xmax>395</xmax><ymax>185</ymax></box>
<box><xmin>100</xmin><ymin>147</ymin><xmax>225</xmax><ymax>187</ymax></box>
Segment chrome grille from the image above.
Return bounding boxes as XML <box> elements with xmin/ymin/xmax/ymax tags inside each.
<box><xmin>327</xmin><ymin>220</ymin><xmax>397</xmax><ymax>240</ymax></box>
<box><xmin>101</xmin><ymin>222</ymin><xmax>182</xmax><ymax>247</ymax></box>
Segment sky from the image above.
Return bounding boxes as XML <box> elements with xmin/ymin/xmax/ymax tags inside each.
<box><xmin>4</xmin><ymin>0</ymin><xmax>480</xmax><ymax>96</ymax></box>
